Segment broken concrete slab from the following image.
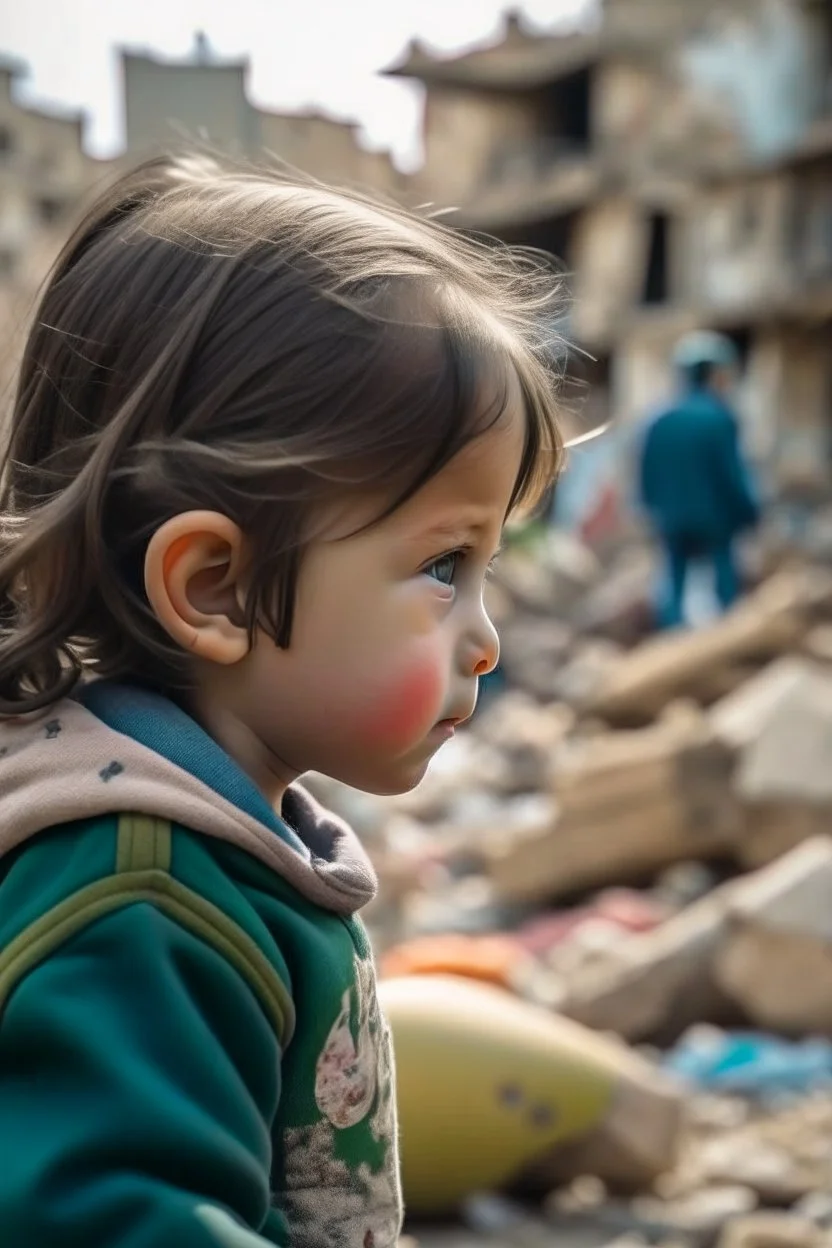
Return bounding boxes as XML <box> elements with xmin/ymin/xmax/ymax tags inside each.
<box><xmin>734</xmin><ymin>665</ymin><xmax>832</xmax><ymax>805</ymax></box>
<box><xmin>557</xmin><ymin>878</ymin><xmax>739</xmax><ymax>1042</ymax></box>
<box><xmin>715</xmin><ymin>838</ymin><xmax>832</xmax><ymax>1035</ymax></box>
<box><xmin>583</xmin><ymin>570</ymin><xmax>826</xmax><ymax>726</ymax></box>
<box><xmin>484</xmin><ymin>706</ymin><xmax>738</xmax><ymax>906</ymax></box>
<box><xmin>631</xmin><ymin>1185</ymin><xmax>758</xmax><ymax>1245</ymax></box>
<box><xmin>717</xmin><ymin>1213</ymin><xmax>828</xmax><ymax>1248</ymax></box>
<box><xmin>733</xmin><ymin>804</ymin><xmax>829</xmax><ymax>872</ymax></box>
<box><xmin>709</xmin><ymin>657</ymin><xmax>824</xmax><ymax>755</ymax></box>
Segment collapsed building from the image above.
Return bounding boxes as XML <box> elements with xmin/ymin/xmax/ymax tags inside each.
<box><xmin>387</xmin><ymin>0</ymin><xmax>832</xmax><ymax>504</ymax></box>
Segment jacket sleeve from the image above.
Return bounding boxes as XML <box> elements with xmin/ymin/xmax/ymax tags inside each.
<box><xmin>633</xmin><ymin>421</ymin><xmax>653</xmax><ymax>514</ymax></box>
<box><xmin>636</xmin><ymin>420</ymin><xmax>658</xmax><ymax>513</ymax></box>
<box><xmin>0</xmin><ymin>901</ymin><xmax>287</xmax><ymax>1247</ymax></box>
<box><xmin>715</xmin><ymin>411</ymin><xmax>760</xmax><ymax>531</ymax></box>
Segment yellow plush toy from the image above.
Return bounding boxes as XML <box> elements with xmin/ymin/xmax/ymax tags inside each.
<box><xmin>379</xmin><ymin>975</ymin><xmax>682</xmax><ymax>1216</ymax></box>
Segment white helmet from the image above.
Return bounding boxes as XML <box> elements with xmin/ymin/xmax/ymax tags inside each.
<box><xmin>673</xmin><ymin>331</ymin><xmax>739</xmax><ymax>371</ymax></box>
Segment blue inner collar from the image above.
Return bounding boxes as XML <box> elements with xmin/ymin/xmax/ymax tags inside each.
<box><xmin>78</xmin><ymin>681</ymin><xmax>308</xmax><ymax>855</ymax></box>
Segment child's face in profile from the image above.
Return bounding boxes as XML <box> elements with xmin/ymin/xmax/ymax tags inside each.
<box><xmin>236</xmin><ymin>377</ymin><xmax>527</xmax><ymax>796</ymax></box>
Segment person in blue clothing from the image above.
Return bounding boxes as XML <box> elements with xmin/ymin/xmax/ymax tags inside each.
<box><xmin>638</xmin><ymin>331</ymin><xmax>760</xmax><ymax>629</ymax></box>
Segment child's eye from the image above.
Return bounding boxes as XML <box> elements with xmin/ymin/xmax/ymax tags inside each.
<box><xmin>424</xmin><ymin>551</ymin><xmax>459</xmax><ymax>585</ymax></box>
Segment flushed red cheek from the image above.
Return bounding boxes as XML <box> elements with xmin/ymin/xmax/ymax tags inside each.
<box><xmin>355</xmin><ymin>659</ymin><xmax>445</xmax><ymax>754</ymax></box>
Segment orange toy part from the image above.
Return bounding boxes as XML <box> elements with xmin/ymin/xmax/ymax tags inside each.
<box><xmin>379</xmin><ymin>932</ymin><xmax>526</xmax><ymax>989</ymax></box>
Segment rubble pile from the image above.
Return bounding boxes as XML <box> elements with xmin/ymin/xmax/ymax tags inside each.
<box><xmin>305</xmin><ymin>534</ymin><xmax>832</xmax><ymax>1248</ymax></box>
<box><xmin>406</xmin><ymin>1087</ymin><xmax>832</xmax><ymax>1248</ymax></box>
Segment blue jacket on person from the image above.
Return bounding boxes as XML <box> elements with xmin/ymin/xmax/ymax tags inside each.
<box><xmin>638</xmin><ymin>386</ymin><xmax>760</xmax><ymax>547</ymax></box>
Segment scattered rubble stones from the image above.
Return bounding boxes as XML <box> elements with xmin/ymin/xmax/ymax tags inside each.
<box><xmin>718</xmin><ymin>1213</ymin><xmax>830</xmax><ymax>1248</ymax></box>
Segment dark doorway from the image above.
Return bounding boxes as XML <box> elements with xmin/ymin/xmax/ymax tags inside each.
<box><xmin>499</xmin><ymin>211</ymin><xmax>578</xmax><ymax>270</ymax></box>
<box><xmin>724</xmin><ymin>326</ymin><xmax>752</xmax><ymax>369</ymax></box>
<box><xmin>539</xmin><ymin>67</ymin><xmax>592</xmax><ymax>153</ymax></box>
<box><xmin>642</xmin><ymin>213</ymin><xmax>670</xmax><ymax>305</ymax></box>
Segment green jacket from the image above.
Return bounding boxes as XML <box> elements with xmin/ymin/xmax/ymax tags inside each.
<box><xmin>0</xmin><ymin>682</ymin><xmax>402</xmax><ymax>1247</ymax></box>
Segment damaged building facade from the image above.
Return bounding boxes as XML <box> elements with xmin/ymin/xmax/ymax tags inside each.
<box><xmin>121</xmin><ymin>35</ymin><xmax>405</xmax><ymax>197</ymax></box>
<box><xmin>0</xmin><ymin>55</ymin><xmax>102</xmax><ymax>285</ymax></box>
<box><xmin>0</xmin><ymin>33</ymin><xmax>407</xmax><ymax>414</ymax></box>
<box><xmin>0</xmin><ymin>57</ymin><xmax>112</xmax><ymax>403</ymax></box>
<box><xmin>388</xmin><ymin>0</ymin><xmax>832</xmax><ymax>504</ymax></box>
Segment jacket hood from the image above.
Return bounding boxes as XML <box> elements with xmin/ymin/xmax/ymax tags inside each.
<box><xmin>0</xmin><ymin>685</ymin><xmax>377</xmax><ymax>916</ymax></box>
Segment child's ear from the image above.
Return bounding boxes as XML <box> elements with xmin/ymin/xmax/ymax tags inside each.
<box><xmin>144</xmin><ymin>511</ymin><xmax>251</xmax><ymax>665</ymax></box>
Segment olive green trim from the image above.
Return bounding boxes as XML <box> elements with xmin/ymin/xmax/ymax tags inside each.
<box><xmin>0</xmin><ymin>870</ymin><xmax>295</xmax><ymax>1047</ymax></box>
<box><xmin>116</xmin><ymin>813</ymin><xmax>172</xmax><ymax>874</ymax></box>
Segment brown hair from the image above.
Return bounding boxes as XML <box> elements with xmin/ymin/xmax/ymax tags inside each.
<box><xmin>0</xmin><ymin>155</ymin><xmax>565</xmax><ymax>714</ymax></box>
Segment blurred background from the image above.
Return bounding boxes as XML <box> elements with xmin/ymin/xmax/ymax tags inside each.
<box><xmin>2</xmin><ymin>1</ymin><xmax>832</xmax><ymax>1245</ymax></box>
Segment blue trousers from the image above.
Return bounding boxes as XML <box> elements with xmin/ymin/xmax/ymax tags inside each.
<box><xmin>659</xmin><ymin>536</ymin><xmax>740</xmax><ymax>630</ymax></box>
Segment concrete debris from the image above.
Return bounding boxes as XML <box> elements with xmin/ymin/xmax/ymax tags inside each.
<box><xmin>792</xmin><ymin>1193</ymin><xmax>832</xmax><ymax>1231</ymax></box>
<box><xmin>800</xmin><ymin>624</ymin><xmax>832</xmax><ymax>665</ymax></box>
<box><xmin>717</xmin><ymin>1213</ymin><xmax>829</xmax><ymax>1248</ymax></box>
<box><xmin>631</xmin><ymin>1185</ymin><xmax>759</xmax><ymax>1242</ymax></box>
<box><xmin>556</xmin><ymin>878</ymin><xmax>739</xmax><ymax>1042</ymax></box>
<box><xmin>554</xmin><ymin>836</ymin><xmax>832</xmax><ymax>1042</ymax></box>
<box><xmin>734</xmin><ymin>666</ymin><xmax>832</xmax><ymax>805</ymax></box>
<box><xmin>708</xmin><ymin>658</ymin><xmax>819</xmax><ymax>756</ymax></box>
<box><xmin>663</xmin><ymin>1091</ymin><xmax>832</xmax><ymax>1206</ymax></box>
<box><xmin>546</xmin><ymin>639</ymin><xmax>625</xmax><ymax>707</ymax></box>
<box><xmin>581</xmin><ymin>570</ymin><xmax>828</xmax><ymax>726</ymax></box>
<box><xmin>404</xmin><ymin>1081</ymin><xmax>832</xmax><ymax>1245</ymax></box>
<box><xmin>715</xmin><ymin>839</ymin><xmax>832</xmax><ymax>1035</ymax></box>
<box><xmin>654</xmin><ymin>862</ymin><xmax>723</xmax><ymax>911</ymax></box>
<box><xmin>572</xmin><ymin>545</ymin><xmax>656</xmax><ymax>646</ymax></box>
<box><xmin>498</xmin><ymin>617</ymin><xmax>577</xmax><ymax>702</ymax></box>
<box><xmin>483</xmin><ymin>703</ymin><xmax>738</xmax><ymax>906</ymax></box>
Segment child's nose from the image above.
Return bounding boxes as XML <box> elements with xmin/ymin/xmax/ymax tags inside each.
<box><xmin>459</xmin><ymin>610</ymin><xmax>499</xmax><ymax>678</ymax></box>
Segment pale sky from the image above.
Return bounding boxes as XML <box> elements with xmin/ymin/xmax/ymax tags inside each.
<box><xmin>2</xmin><ymin>0</ymin><xmax>592</xmax><ymax>170</ymax></box>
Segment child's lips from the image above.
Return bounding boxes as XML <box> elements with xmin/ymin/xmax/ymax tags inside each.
<box><xmin>430</xmin><ymin>710</ymin><xmax>473</xmax><ymax>740</ymax></box>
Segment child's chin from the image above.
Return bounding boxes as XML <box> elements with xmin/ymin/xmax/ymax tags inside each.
<box><xmin>357</xmin><ymin>755</ymin><xmax>433</xmax><ymax>797</ymax></box>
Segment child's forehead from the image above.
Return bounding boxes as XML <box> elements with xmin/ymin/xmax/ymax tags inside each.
<box><xmin>313</xmin><ymin>372</ymin><xmax>527</xmax><ymax>546</ymax></box>
<box><xmin>388</xmin><ymin>401</ymin><xmax>527</xmax><ymax>533</ymax></box>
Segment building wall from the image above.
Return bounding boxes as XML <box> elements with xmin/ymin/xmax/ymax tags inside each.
<box><xmin>592</xmin><ymin>59</ymin><xmax>656</xmax><ymax>163</ymax></box>
<box><xmin>684</xmin><ymin>174</ymin><xmax>792</xmax><ymax>309</ymax></box>
<box><xmin>418</xmin><ymin>86</ymin><xmax>538</xmax><ymax>200</ymax></box>
<box><xmin>677</xmin><ymin>0</ymin><xmax>820</xmax><ymax>160</ymax></box>
<box><xmin>602</xmin><ymin>0</ymin><xmax>731</xmax><ymax>41</ymax></box>
<box><xmin>570</xmin><ymin>198</ymin><xmax>650</xmax><ymax>343</ymax></box>
<box><xmin>741</xmin><ymin>329</ymin><xmax>786</xmax><ymax>463</ymax></box>
<box><xmin>0</xmin><ymin>67</ymin><xmax>100</xmax><ymax>281</ymax></box>
<box><xmin>123</xmin><ymin>54</ymin><xmax>259</xmax><ymax>156</ymax></box>
<box><xmin>0</xmin><ymin>71</ymin><xmax>87</xmax><ymax>184</ymax></box>
<box><xmin>258</xmin><ymin>111</ymin><xmax>402</xmax><ymax>194</ymax></box>
<box><xmin>597</xmin><ymin>0</ymin><xmax>825</xmax><ymax>168</ymax></box>
<box><xmin>0</xmin><ymin>65</ymin><xmax>103</xmax><ymax>416</ymax></box>
<box><xmin>595</xmin><ymin>57</ymin><xmax>738</xmax><ymax>174</ymax></box>
<box><xmin>0</xmin><ymin>73</ymin><xmax>88</xmax><ymax>189</ymax></box>
<box><xmin>122</xmin><ymin>53</ymin><xmax>403</xmax><ymax>195</ymax></box>
<box><xmin>791</xmin><ymin>159</ymin><xmax>832</xmax><ymax>286</ymax></box>
<box><xmin>770</xmin><ymin>328</ymin><xmax>832</xmax><ymax>492</ymax></box>
<box><xmin>612</xmin><ymin>327</ymin><xmax>678</xmax><ymax>424</ymax></box>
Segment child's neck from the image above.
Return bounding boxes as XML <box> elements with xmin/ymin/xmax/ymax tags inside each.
<box><xmin>187</xmin><ymin>689</ymin><xmax>296</xmax><ymax>812</ymax></box>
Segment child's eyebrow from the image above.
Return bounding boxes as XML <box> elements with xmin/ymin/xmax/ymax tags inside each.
<box><xmin>405</xmin><ymin>519</ymin><xmax>507</xmax><ymax>565</ymax></box>
<box><xmin>410</xmin><ymin>520</ymin><xmax>487</xmax><ymax>548</ymax></box>
<box><xmin>406</xmin><ymin>507</ymin><xmax>494</xmax><ymax>545</ymax></box>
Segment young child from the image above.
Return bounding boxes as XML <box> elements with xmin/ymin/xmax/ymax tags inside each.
<box><xmin>0</xmin><ymin>156</ymin><xmax>563</xmax><ymax>1247</ymax></box>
